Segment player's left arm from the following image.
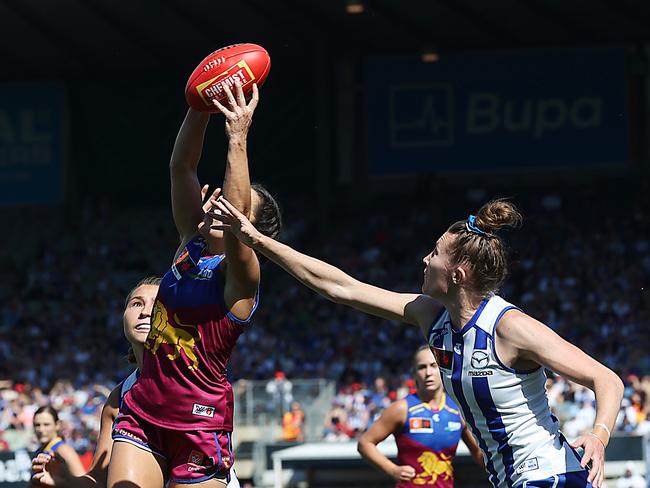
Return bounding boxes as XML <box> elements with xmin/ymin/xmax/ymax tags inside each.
<box><xmin>53</xmin><ymin>444</ymin><xmax>85</xmax><ymax>477</ymax></box>
<box><xmin>496</xmin><ymin>309</ymin><xmax>624</xmax><ymax>488</ymax></box>
<box><xmin>210</xmin><ymin>82</ymin><xmax>261</xmax><ymax>319</ymax></box>
<box><xmin>460</xmin><ymin>422</ymin><xmax>484</xmax><ymax>469</ymax></box>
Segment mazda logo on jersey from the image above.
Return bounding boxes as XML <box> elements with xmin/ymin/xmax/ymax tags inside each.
<box><xmin>470</xmin><ymin>350</ymin><xmax>489</xmax><ymax>369</ymax></box>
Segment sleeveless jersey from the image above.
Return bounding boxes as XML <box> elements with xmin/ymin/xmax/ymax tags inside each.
<box><xmin>394</xmin><ymin>393</ymin><xmax>463</xmax><ymax>488</ymax></box>
<box><xmin>124</xmin><ymin>235</ymin><xmax>258</xmax><ymax>431</ymax></box>
<box><xmin>35</xmin><ymin>436</ymin><xmax>65</xmax><ymax>456</ymax></box>
<box><xmin>118</xmin><ymin>369</ymin><xmax>139</xmax><ymax>408</ymax></box>
<box><xmin>427</xmin><ymin>295</ymin><xmax>584</xmax><ymax>488</ymax></box>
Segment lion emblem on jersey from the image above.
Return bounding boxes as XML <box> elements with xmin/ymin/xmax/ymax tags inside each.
<box><xmin>146</xmin><ymin>301</ymin><xmax>201</xmax><ymax>370</ymax></box>
<box><xmin>413</xmin><ymin>451</ymin><xmax>453</xmax><ymax>485</ymax></box>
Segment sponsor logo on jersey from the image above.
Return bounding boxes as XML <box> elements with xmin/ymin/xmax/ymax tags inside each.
<box><xmin>188</xmin><ymin>450</ymin><xmax>204</xmax><ymax>466</ymax></box>
<box><xmin>468</xmin><ymin>370</ymin><xmax>494</xmax><ymax>376</ymax></box>
<box><xmin>192</xmin><ymin>403</ymin><xmax>216</xmax><ymax>418</ymax></box>
<box><xmin>409</xmin><ymin>417</ymin><xmax>434</xmax><ymax>433</ymax></box>
<box><xmin>445</xmin><ymin>421</ymin><xmax>462</xmax><ymax>432</ymax></box>
<box><xmin>429</xmin><ymin>327</ymin><xmax>448</xmax><ymax>345</ymax></box>
<box><xmin>187</xmin><ymin>453</ymin><xmax>216</xmax><ymax>472</ymax></box>
<box><xmin>470</xmin><ymin>350</ymin><xmax>489</xmax><ymax>369</ymax></box>
<box><xmin>188</xmin><ymin>267</ymin><xmax>213</xmax><ymax>280</ymax></box>
<box><xmin>432</xmin><ymin>348</ymin><xmax>453</xmax><ymax>370</ymax></box>
<box><xmin>516</xmin><ymin>457</ymin><xmax>539</xmax><ymax>474</ymax></box>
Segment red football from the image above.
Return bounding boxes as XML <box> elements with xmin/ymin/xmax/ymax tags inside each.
<box><xmin>185</xmin><ymin>43</ymin><xmax>271</xmax><ymax>113</ymax></box>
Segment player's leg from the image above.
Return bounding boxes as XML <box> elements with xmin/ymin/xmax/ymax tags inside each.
<box><xmin>107</xmin><ymin>441</ymin><xmax>166</xmax><ymax>488</ymax></box>
<box><xmin>108</xmin><ymin>406</ymin><xmax>167</xmax><ymax>488</ymax></box>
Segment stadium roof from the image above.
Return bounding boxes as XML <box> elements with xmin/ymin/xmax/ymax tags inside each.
<box><xmin>1</xmin><ymin>0</ymin><xmax>649</xmax><ymax>79</ymax></box>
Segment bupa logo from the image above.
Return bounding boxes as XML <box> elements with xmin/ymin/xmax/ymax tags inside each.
<box><xmin>390</xmin><ymin>83</ymin><xmax>454</xmax><ymax>148</ymax></box>
<box><xmin>192</xmin><ymin>403</ymin><xmax>215</xmax><ymax>418</ymax></box>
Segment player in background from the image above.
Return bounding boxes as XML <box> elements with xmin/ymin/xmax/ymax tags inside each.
<box><xmin>31</xmin><ymin>278</ymin><xmax>162</xmax><ymax>488</ymax></box>
<box><xmin>107</xmin><ymin>82</ymin><xmax>280</xmax><ymax>488</ymax></box>
<box><xmin>358</xmin><ymin>346</ymin><xmax>483</xmax><ymax>487</ymax></box>
<box><xmin>32</xmin><ymin>406</ymin><xmax>85</xmax><ymax>478</ymax></box>
<box><xmin>205</xmin><ymin>197</ymin><xmax>623</xmax><ymax>488</ymax></box>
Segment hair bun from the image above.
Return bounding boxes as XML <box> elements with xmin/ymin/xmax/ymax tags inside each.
<box><xmin>475</xmin><ymin>200</ymin><xmax>522</xmax><ymax>233</ymax></box>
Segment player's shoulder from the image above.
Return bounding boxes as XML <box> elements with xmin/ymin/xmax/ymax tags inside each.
<box><xmin>443</xmin><ymin>395</ymin><xmax>461</xmax><ymax>417</ymax></box>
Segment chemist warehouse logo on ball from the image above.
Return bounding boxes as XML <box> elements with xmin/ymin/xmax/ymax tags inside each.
<box><xmin>196</xmin><ymin>60</ymin><xmax>256</xmax><ymax>107</ymax></box>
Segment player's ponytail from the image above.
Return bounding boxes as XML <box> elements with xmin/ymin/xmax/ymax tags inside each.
<box><xmin>447</xmin><ymin>199</ymin><xmax>522</xmax><ymax>296</ymax></box>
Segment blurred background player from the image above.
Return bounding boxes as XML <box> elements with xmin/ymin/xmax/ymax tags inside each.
<box><xmin>32</xmin><ymin>406</ymin><xmax>85</xmax><ymax>478</ymax></box>
<box><xmin>31</xmin><ymin>277</ymin><xmax>161</xmax><ymax>488</ymax></box>
<box><xmin>358</xmin><ymin>345</ymin><xmax>483</xmax><ymax>487</ymax></box>
<box><xmin>205</xmin><ymin>197</ymin><xmax>624</xmax><ymax>488</ymax></box>
<box><xmin>107</xmin><ymin>82</ymin><xmax>281</xmax><ymax>488</ymax></box>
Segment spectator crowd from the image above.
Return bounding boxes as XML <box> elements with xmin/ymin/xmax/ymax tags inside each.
<box><xmin>1</xmin><ymin>177</ymin><xmax>649</xmax><ymax>453</ymax></box>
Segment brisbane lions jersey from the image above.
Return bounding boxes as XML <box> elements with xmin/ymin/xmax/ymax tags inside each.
<box><xmin>124</xmin><ymin>235</ymin><xmax>258</xmax><ymax>431</ymax></box>
<box><xmin>394</xmin><ymin>393</ymin><xmax>462</xmax><ymax>488</ymax></box>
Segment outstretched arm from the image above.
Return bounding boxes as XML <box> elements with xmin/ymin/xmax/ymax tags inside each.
<box><xmin>206</xmin><ymin>197</ymin><xmax>440</xmax><ymax>335</ymax></box>
<box><xmin>209</xmin><ymin>83</ymin><xmax>261</xmax><ymax>320</ymax></box>
<box><xmin>170</xmin><ymin>109</ymin><xmax>211</xmax><ymax>248</ymax></box>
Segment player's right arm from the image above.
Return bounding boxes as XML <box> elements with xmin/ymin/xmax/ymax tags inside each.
<box><xmin>205</xmin><ymin>197</ymin><xmax>441</xmax><ymax>335</ymax></box>
<box><xmin>170</xmin><ymin>108</ymin><xmax>211</xmax><ymax>248</ymax></box>
<box><xmin>32</xmin><ymin>386</ymin><xmax>121</xmax><ymax>488</ymax></box>
<box><xmin>357</xmin><ymin>400</ymin><xmax>415</xmax><ymax>483</ymax></box>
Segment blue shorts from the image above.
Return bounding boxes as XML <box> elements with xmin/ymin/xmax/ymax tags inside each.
<box><xmin>517</xmin><ymin>471</ymin><xmax>591</xmax><ymax>488</ymax></box>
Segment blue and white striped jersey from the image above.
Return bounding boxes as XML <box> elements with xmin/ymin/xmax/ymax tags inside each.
<box><xmin>428</xmin><ymin>295</ymin><xmax>584</xmax><ymax>488</ymax></box>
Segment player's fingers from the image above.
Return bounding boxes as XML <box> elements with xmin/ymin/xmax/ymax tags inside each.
<box><xmin>209</xmin><ymin>187</ymin><xmax>222</xmax><ymax>199</ymax></box>
<box><xmin>235</xmin><ymin>81</ymin><xmax>246</xmax><ymax>108</ymax></box>
<box><xmin>212</xmin><ymin>98</ymin><xmax>234</xmax><ymax>118</ymax></box>
<box><xmin>216</xmin><ymin>196</ymin><xmax>242</xmax><ymax>216</ymax></box>
<box><xmin>205</xmin><ymin>211</ymin><xmax>228</xmax><ymax>222</ymax></box>
<box><xmin>580</xmin><ymin>445</ymin><xmax>593</xmax><ymax>469</ymax></box>
<box><xmin>223</xmin><ymin>84</ymin><xmax>237</xmax><ymax>109</ymax></box>
<box><xmin>248</xmin><ymin>83</ymin><xmax>259</xmax><ymax>111</ymax></box>
<box><xmin>200</xmin><ymin>184</ymin><xmax>209</xmax><ymax>201</ymax></box>
<box><xmin>569</xmin><ymin>436</ymin><xmax>584</xmax><ymax>449</ymax></box>
<box><xmin>209</xmin><ymin>224</ymin><xmax>230</xmax><ymax>231</ymax></box>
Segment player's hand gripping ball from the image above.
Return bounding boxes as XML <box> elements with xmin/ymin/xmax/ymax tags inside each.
<box><xmin>185</xmin><ymin>43</ymin><xmax>271</xmax><ymax>113</ymax></box>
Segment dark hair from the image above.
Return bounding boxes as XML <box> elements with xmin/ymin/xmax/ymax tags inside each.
<box><xmin>251</xmin><ymin>183</ymin><xmax>282</xmax><ymax>240</ymax></box>
<box><xmin>412</xmin><ymin>344</ymin><xmax>433</xmax><ymax>372</ymax></box>
<box><xmin>34</xmin><ymin>405</ymin><xmax>59</xmax><ymax>423</ymax></box>
<box><xmin>447</xmin><ymin>199</ymin><xmax>522</xmax><ymax>296</ymax></box>
<box><xmin>124</xmin><ymin>276</ymin><xmax>162</xmax><ymax>364</ymax></box>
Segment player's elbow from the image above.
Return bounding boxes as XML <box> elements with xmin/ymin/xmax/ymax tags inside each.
<box><xmin>326</xmin><ymin>283</ymin><xmax>353</xmax><ymax>304</ymax></box>
<box><xmin>595</xmin><ymin>366</ymin><xmax>624</xmax><ymax>400</ymax></box>
<box><xmin>609</xmin><ymin>371</ymin><xmax>625</xmax><ymax>400</ymax></box>
<box><xmin>357</xmin><ymin>438</ymin><xmax>369</xmax><ymax>456</ymax></box>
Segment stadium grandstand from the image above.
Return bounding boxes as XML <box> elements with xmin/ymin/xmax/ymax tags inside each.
<box><xmin>1</xmin><ymin>1</ymin><xmax>649</xmax><ymax>487</ymax></box>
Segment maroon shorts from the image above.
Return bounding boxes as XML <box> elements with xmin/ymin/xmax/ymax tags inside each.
<box><xmin>112</xmin><ymin>405</ymin><xmax>233</xmax><ymax>483</ymax></box>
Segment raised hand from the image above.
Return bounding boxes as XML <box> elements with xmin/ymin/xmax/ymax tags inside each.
<box><xmin>203</xmin><ymin>196</ymin><xmax>262</xmax><ymax>248</ymax></box>
<box><xmin>212</xmin><ymin>82</ymin><xmax>259</xmax><ymax>142</ymax></box>
<box><xmin>200</xmin><ymin>185</ymin><xmax>222</xmax><ymax>214</ymax></box>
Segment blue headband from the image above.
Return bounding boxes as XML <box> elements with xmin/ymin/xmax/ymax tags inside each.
<box><xmin>466</xmin><ymin>215</ymin><xmax>490</xmax><ymax>237</ymax></box>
